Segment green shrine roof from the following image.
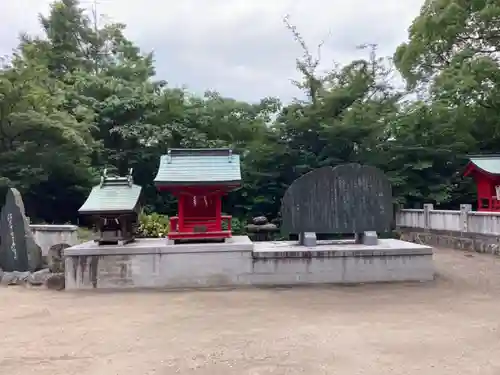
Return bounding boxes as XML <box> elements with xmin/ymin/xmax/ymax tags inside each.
<box><xmin>467</xmin><ymin>155</ymin><xmax>500</xmax><ymax>175</ymax></box>
<box><xmin>154</xmin><ymin>148</ymin><xmax>242</xmax><ymax>185</ymax></box>
<box><xmin>78</xmin><ymin>170</ymin><xmax>142</xmax><ymax>214</ymax></box>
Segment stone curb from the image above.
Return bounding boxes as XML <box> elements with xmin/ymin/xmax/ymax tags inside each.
<box><xmin>0</xmin><ymin>268</ymin><xmax>65</xmax><ymax>290</ymax></box>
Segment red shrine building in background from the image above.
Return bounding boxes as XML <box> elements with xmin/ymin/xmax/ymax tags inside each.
<box><xmin>154</xmin><ymin>148</ymin><xmax>241</xmax><ymax>241</ymax></box>
<box><xmin>464</xmin><ymin>155</ymin><xmax>500</xmax><ymax>212</ymax></box>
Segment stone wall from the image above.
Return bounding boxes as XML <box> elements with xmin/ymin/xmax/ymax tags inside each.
<box><xmin>30</xmin><ymin>224</ymin><xmax>79</xmax><ymax>256</ymax></box>
<box><xmin>66</xmin><ymin>251</ymin><xmax>252</xmax><ymax>290</ymax></box>
<box><xmin>399</xmin><ymin>228</ymin><xmax>500</xmax><ymax>256</ymax></box>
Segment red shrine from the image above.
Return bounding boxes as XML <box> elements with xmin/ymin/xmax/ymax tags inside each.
<box><xmin>464</xmin><ymin>155</ymin><xmax>500</xmax><ymax>212</ymax></box>
<box><xmin>154</xmin><ymin>148</ymin><xmax>241</xmax><ymax>241</ymax></box>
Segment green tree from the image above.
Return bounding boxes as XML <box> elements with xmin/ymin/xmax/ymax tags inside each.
<box><xmin>0</xmin><ymin>58</ymin><xmax>95</xmax><ymax>220</ymax></box>
<box><xmin>392</xmin><ymin>0</ymin><xmax>500</xmax><ymax>206</ymax></box>
<box><xmin>3</xmin><ymin>0</ymin><xmax>498</xmax><ymax>224</ymax></box>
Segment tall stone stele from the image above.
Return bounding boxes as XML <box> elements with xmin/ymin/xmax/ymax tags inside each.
<box><xmin>0</xmin><ymin>188</ymin><xmax>43</xmax><ymax>272</ymax></box>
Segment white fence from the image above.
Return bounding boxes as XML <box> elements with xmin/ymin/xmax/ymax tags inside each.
<box><xmin>396</xmin><ymin>204</ymin><xmax>500</xmax><ymax>236</ymax></box>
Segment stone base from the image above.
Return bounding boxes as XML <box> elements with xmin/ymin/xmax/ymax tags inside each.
<box><xmin>251</xmin><ymin>239</ymin><xmax>433</xmax><ymax>284</ymax></box>
<box><xmin>63</xmin><ymin>237</ymin><xmax>434</xmax><ymax>290</ymax></box>
<box><xmin>64</xmin><ymin>236</ymin><xmax>254</xmax><ymax>290</ymax></box>
<box><xmin>399</xmin><ymin>228</ymin><xmax>500</xmax><ymax>256</ymax></box>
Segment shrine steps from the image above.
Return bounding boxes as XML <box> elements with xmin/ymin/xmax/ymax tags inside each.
<box><xmin>63</xmin><ymin>237</ymin><xmax>434</xmax><ymax>290</ymax></box>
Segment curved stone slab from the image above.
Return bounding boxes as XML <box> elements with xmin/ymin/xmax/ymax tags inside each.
<box><xmin>280</xmin><ymin>164</ymin><xmax>393</xmax><ymax>235</ymax></box>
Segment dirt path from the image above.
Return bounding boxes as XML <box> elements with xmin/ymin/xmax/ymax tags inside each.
<box><xmin>2</xmin><ymin>248</ymin><xmax>500</xmax><ymax>375</ymax></box>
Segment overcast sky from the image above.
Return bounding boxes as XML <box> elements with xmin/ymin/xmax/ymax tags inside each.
<box><xmin>0</xmin><ymin>0</ymin><xmax>424</xmax><ymax>103</ymax></box>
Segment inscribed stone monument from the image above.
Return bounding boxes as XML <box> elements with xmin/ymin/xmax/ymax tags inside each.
<box><xmin>0</xmin><ymin>188</ymin><xmax>43</xmax><ymax>271</ymax></box>
<box><xmin>280</xmin><ymin>163</ymin><xmax>393</xmax><ymax>245</ymax></box>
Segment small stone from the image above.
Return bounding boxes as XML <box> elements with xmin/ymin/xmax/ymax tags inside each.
<box><xmin>362</xmin><ymin>231</ymin><xmax>378</xmax><ymax>246</ymax></box>
<box><xmin>46</xmin><ymin>273</ymin><xmax>65</xmax><ymax>291</ymax></box>
<box><xmin>34</xmin><ymin>268</ymin><xmax>51</xmax><ymax>277</ymax></box>
<box><xmin>0</xmin><ymin>272</ymin><xmax>15</xmax><ymax>285</ymax></box>
<box><xmin>26</xmin><ymin>274</ymin><xmax>43</xmax><ymax>286</ymax></box>
<box><xmin>260</xmin><ymin>223</ymin><xmax>277</xmax><ymax>230</ymax></box>
<box><xmin>27</xmin><ymin>268</ymin><xmax>51</xmax><ymax>285</ymax></box>
<box><xmin>0</xmin><ymin>271</ymin><xmax>29</xmax><ymax>285</ymax></box>
<box><xmin>47</xmin><ymin>243</ymin><xmax>70</xmax><ymax>273</ymax></box>
<box><xmin>12</xmin><ymin>271</ymin><xmax>31</xmax><ymax>281</ymax></box>
<box><xmin>299</xmin><ymin>232</ymin><xmax>317</xmax><ymax>247</ymax></box>
<box><xmin>245</xmin><ymin>223</ymin><xmax>278</xmax><ymax>233</ymax></box>
<box><xmin>252</xmin><ymin>216</ymin><xmax>268</xmax><ymax>225</ymax></box>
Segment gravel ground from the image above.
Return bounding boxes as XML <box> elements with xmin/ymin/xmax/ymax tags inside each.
<box><xmin>1</xmin><ymin>247</ymin><xmax>500</xmax><ymax>375</ymax></box>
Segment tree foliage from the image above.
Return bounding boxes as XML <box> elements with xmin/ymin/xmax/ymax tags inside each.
<box><xmin>0</xmin><ymin>0</ymin><xmax>498</xmax><ymax>223</ymax></box>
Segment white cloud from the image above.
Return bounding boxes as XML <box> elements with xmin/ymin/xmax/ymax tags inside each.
<box><xmin>0</xmin><ymin>0</ymin><xmax>424</xmax><ymax>102</ymax></box>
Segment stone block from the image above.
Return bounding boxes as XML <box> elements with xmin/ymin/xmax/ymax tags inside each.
<box><xmin>0</xmin><ymin>188</ymin><xmax>42</xmax><ymax>272</ymax></box>
<box><xmin>362</xmin><ymin>231</ymin><xmax>378</xmax><ymax>246</ymax></box>
<box><xmin>299</xmin><ymin>232</ymin><xmax>317</xmax><ymax>247</ymax></box>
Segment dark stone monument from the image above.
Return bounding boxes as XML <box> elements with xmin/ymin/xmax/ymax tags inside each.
<box><xmin>280</xmin><ymin>163</ymin><xmax>393</xmax><ymax>245</ymax></box>
<box><xmin>0</xmin><ymin>188</ymin><xmax>43</xmax><ymax>271</ymax></box>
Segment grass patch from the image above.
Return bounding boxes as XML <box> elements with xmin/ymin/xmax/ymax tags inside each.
<box><xmin>77</xmin><ymin>227</ymin><xmax>94</xmax><ymax>243</ymax></box>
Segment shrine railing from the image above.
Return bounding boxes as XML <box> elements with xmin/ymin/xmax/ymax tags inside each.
<box><xmin>169</xmin><ymin>215</ymin><xmax>232</xmax><ymax>233</ymax></box>
<box><xmin>396</xmin><ymin>204</ymin><xmax>500</xmax><ymax>235</ymax></box>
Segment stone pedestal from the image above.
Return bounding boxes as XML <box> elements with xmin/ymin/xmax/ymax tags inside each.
<box><xmin>64</xmin><ymin>236</ymin><xmax>254</xmax><ymax>290</ymax></box>
<box><xmin>250</xmin><ymin>239</ymin><xmax>434</xmax><ymax>284</ymax></box>
<box><xmin>64</xmin><ymin>237</ymin><xmax>433</xmax><ymax>290</ymax></box>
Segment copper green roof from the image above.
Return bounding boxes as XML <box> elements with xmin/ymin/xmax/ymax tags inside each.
<box><xmin>154</xmin><ymin>148</ymin><xmax>241</xmax><ymax>185</ymax></box>
<box><xmin>79</xmin><ymin>172</ymin><xmax>142</xmax><ymax>215</ymax></box>
<box><xmin>467</xmin><ymin>155</ymin><xmax>500</xmax><ymax>175</ymax></box>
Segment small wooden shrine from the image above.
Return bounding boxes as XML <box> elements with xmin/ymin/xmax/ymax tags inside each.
<box><xmin>464</xmin><ymin>155</ymin><xmax>500</xmax><ymax>212</ymax></box>
<box><xmin>78</xmin><ymin>169</ymin><xmax>142</xmax><ymax>245</ymax></box>
<box><xmin>154</xmin><ymin>148</ymin><xmax>241</xmax><ymax>242</ymax></box>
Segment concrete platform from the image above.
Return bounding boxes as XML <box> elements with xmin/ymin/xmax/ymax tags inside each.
<box><xmin>64</xmin><ymin>236</ymin><xmax>253</xmax><ymax>256</ymax></box>
<box><xmin>253</xmin><ymin>239</ymin><xmax>433</xmax><ymax>257</ymax></box>
<box><xmin>250</xmin><ymin>239</ymin><xmax>434</xmax><ymax>285</ymax></box>
<box><xmin>64</xmin><ymin>237</ymin><xmax>434</xmax><ymax>290</ymax></box>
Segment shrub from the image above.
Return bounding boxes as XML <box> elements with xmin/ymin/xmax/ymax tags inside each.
<box><xmin>222</xmin><ymin>216</ymin><xmax>245</xmax><ymax>235</ymax></box>
<box><xmin>137</xmin><ymin>212</ymin><xmax>170</xmax><ymax>238</ymax></box>
<box><xmin>77</xmin><ymin>227</ymin><xmax>94</xmax><ymax>242</ymax></box>
<box><xmin>232</xmin><ymin>217</ymin><xmax>246</xmax><ymax>235</ymax></box>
